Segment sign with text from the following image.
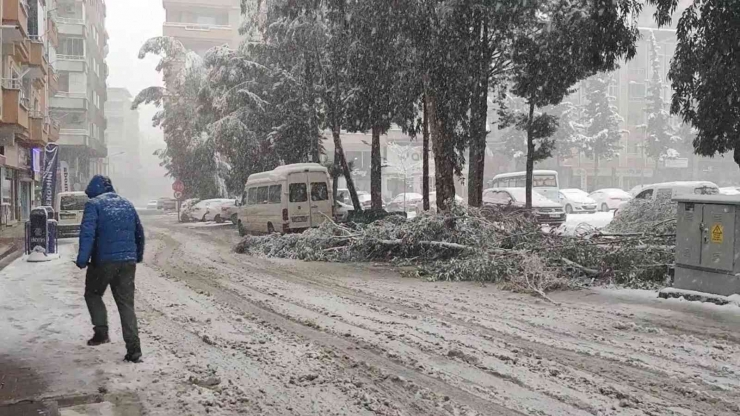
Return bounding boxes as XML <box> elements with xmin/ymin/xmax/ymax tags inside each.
<box><xmin>172</xmin><ymin>180</ymin><xmax>184</xmax><ymax>193</ymax></box>
<box><xmin>60</xmin><ymin>161</ymin><xmax>71</xmax><ymax>193</ymax></box>
<box><xmin>41</xmin><ymin>144</ymin><xmax>59</xmax><ymax>207</ymax></box>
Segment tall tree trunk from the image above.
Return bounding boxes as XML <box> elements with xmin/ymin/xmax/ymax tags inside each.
<box><xmin>305</xmin><ymin>54</ymin><xmax>320</xmax><ymax>163</ymax></box>
<box><xmin>332</xmin><ymin>125</ymin><xmax>361</xmax><ymax>211</ymax></box>
<box><xmin>593</xmin><ymin>155</ymin><xmax>600</xmax><ymax>192</ymax></box>
<box><xmin>427</xmin><ymin>93</ymin><xmax>455</xmax><ymax>212</ymax></box>
<box><xmin>422</xmin><ymin>94</ymin><xmax>430</xmax><ymax>211</ymax></box>
<box><xmin>370</xmin><ymin>125</ymin><xmax>382</xmax><ymax>210</ymax></box>
<box><xmin>467</xmin><ymin>17</ymin><xmax>489</xmax><ymax>208</ymax></box>
<box><xmin>525</xmin><ymin>100</ymin><xmax>535</xmax><ymax>209</ymax></box>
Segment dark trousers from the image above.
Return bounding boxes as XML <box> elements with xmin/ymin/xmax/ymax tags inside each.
<box><xmin>84</xmin><ymin>262</ymin><xmax>140</xmax><ymax>352</ymax></box>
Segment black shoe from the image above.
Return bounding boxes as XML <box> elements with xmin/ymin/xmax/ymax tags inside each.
<box><xmin>87</xmin><ymin>327</ymin><xmax>110</xmax><ymax>346</ymax></box>
<box><xmin>124</xmin><ymin>348</ymin><xmax>142</xmax><ymax>363</ymax></box>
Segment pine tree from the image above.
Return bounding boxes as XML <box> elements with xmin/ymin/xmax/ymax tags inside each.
<box><xmin>644</xmin><ymin>31</ymin><xmax>678</xmax><ymax>171</ymax></box>
<box><xmin>581</xmin><ymin>75</ymin><xmax>623</xmax><ymax>191</ymax></box>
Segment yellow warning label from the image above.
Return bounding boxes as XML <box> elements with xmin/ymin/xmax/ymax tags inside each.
<box><xmin>711</xmin><ymin>224</ymin><xmax>724</xmax><ymax>244</ymax></box>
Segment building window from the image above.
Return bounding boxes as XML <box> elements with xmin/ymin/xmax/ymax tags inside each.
<box><xmin>628</xmin><ymin>83</ymin><xmax>645</xmax><ymax>100</ymax></box>
<box><xmin>627</xmin><ymin>106</ymin><xmax>645</xmax><ymax>126</ymax></box>
<box><xmin>60</xmin><ymin>37</ymin><xmax>84</xmax><ymax>57</ymax></box>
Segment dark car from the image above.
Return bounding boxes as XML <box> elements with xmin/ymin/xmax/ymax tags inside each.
<box><xmin>158</xmin><ymin>198</ymin><xmax>177</xmax><ymax>211</ymax></box>
<box><xmin>482</xmin><ymin>187</ymin><xmax>566</xmax><ymax>226</ymax></box>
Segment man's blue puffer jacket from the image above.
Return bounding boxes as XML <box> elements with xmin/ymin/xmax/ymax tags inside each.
<box><xmin>76</xmin><ymin>175</ymin><xmax>145</xmax><ymax>268</ymax></box>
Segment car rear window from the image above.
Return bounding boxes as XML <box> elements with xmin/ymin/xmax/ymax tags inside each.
<box><xmin>289</xmin><ymin>183</ymin><xmax>307</xmax><ymax>202</ymax></box>
<box><xmin>60</xmin><ymin>195</ymin><xmax>88</xmax><ymax>211</ymax></box>
<box><xmin>311</xmin><ymin>182</ymin><xmax>329</xmax><ymax>201</ymax></box>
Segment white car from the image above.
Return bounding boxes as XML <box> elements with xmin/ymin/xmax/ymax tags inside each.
<box><xmin>558</xmin><ymin>189</ymin><xmax>597</xmax><ymax>214</ymax></box>
<box><xmin>337</xmin><ymin>189</ymin><xmax>374</xmax><ymax>209</ymax></box>
<box><xmin>386</xmin><ymin>193</ymin><xmax>423</xmax><ymax>213</ymax></box>
<box><xmin>588</xmin><ymin>188</ymin><xmax>632</xmax><ymax>212</ymax></box>
<box><xmin>218</xmin><ymin>199</ymin><xmax>240</xmax><ymax>224</ymax></box>
<box><xmin>720</xmin><ymin>187</ymin><xmax>740</xmax><ymax>196</ymax></box>
<box><xmin>414</xmin><ymin>192</ymin><xmax>464</xmax><ymax>213</ymax></box>
<box><xmin>187</xmin><ymin>199</ymin><xmax>233</xmax><ymax>222</ymax></box>
<box><xmin>146</xmin><ymin>200</ymin><xmax>159</xmax><ymax>210</ymax></box>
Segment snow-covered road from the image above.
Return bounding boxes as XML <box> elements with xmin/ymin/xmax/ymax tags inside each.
<box><xmin>2</xmin><ymin>215</ymin><xmax>740</xmax><ymax>415</ymax></box>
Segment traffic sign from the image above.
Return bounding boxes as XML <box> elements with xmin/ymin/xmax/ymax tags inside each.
<box><xmin>174</xmin><ymin>191</ymin><xmax>183</xmax><ymax>200</ymax></box>
<box><xmin>172</xmin><ymin>180</ymin><xmax>184</xmax><ymax>193</ymax></box>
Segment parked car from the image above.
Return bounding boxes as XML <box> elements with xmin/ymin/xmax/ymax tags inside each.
<box><xmin>187</xmin><ymin>199</ymin><xmax>233</xmax><ymax>222</ymax></box>
<box><xmin>632</xmin><ymin>181</ymin><xmax>719</xmax><ymax>201</ymax></box>
<box><xmin>558</xmin><ymin>189</ymin><xmax>597</xmax><ymax>214</ymax></box>
<box><xmin>588</xmin><ymin>188</ymin><xmax>633</xmax><ymax>212</ymax></box>
<box><xmin>414</xmin><ymin>192</ymin><xmax>464</xmax><ymax>213</ymax></box>
<box><xmin>238</xmin><ymin>163</ymin><xmax>334</xmax><ymax>235</ymax></box>
<box><xmin>336</xmin><ymin>189</ymin><xmax>376</xmax><ymax>209</ymax></box>
<box><xmin>218</xmin><ymin>199</ymin><xmax>240</xmax><ymax>224</ymax></box>
<box><xmin>180</xmin><ymin>198</ymin><xmax>200</xmax><ymax>222</ymax></box>
<box><xmin>386</xmin><ymin>193</ymin><xmax>423</xmax><ymax>213</ymax></box>
<box><xmin>719</xmin><ymin>187</ymin><xmax>740</xmax><ymax>196</ymax></box>
<box><xmin>55</xmin><ymin>191</ymin><xmax>89</xmax><ymax>237</ymax></box>
<box><xmin>482</xmin><ymin>187</ymin><xmax>566</xmax><ymax>226</ymax></box>
<box><xmin>158</xmin><ymin>198</ymin><xmax>177</xmax><ymax>211</ymax></box>
<box><xmin>147</xmin><ymin>200</ymin><xmax>159</xmax><ymax>210</ymax></box>
<box><xmin>335</xmin><ymin>200</ymin><xmax>354</xmax><ymax>222</ymax></box>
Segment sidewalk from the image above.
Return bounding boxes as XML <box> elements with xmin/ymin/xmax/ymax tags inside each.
<box><xmin>0</xmin><ymin>223</ymin><xmax>24</xmax><ymax>264</ymax></box>
<box><xmin>0</xmin><ymin>242</ymin><xmax>144</xmax><ymax>415</ymax></box>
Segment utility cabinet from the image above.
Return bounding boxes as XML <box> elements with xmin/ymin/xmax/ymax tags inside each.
<box><xmin>674</xmin><ymin>195</ymin><xmax>740</xmax><ymax>296</ymax></box>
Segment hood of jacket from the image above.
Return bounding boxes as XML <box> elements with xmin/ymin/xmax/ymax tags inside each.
<box><xmin>85</xmin><ymin>175</ymin><xmax>116</xmax><ymax>198</ymax></box>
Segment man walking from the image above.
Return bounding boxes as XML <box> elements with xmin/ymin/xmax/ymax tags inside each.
<box><xmin>76</xmin><ymin>175</ymin><xmax>145</xmax><ymax>363</ymax></box>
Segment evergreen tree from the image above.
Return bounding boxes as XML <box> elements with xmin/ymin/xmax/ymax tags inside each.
<box><xmin>648</xmin><ymin>0</ymin><xmax>740</xmax><ymax>170</ymax></box>
<box><xmin>581</xmin><ymin>75</ymin><xmax>623</xmax><ymax>191</ymax></box>
<box><xmin>132</xmin><ymin>37</ymin><xmax>223</xmax><ymax>199</ymax></box>
<box><xmin>506</xmin><ymin>0</ymin><xmax>641</xmax><ymax>208</ymax></box>
<box><xmin>643</xmin><ymin>31</ymin><xmax>678</xmax><ymax>168</ymax></box>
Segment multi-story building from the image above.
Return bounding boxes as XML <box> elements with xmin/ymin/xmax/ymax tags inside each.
<box><xmin>162</xmin><ymin>0</ymin><xmax>241</xmax><ymax>56</ymax></box>
<box><xmin>105</xmin><ymin>87</ymin><xmax>141</xmax><ymax>203</ymax></box>
<box><xmin>50</xmin><ymin>0</ymin><xmax>108</xmax><ymax>192</ymax></box>
<box><xmin>0</xmin><ymin>0</ymin><xmax>60</xmax><ymax>224</ymax></box>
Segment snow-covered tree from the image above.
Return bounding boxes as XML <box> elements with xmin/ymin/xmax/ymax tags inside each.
<box><xmin>644</xmin><ymin>31</ymin><xmax>678</xmax><ymax>167</ymax></box>
<box><xmin>506</xmin><ymin>0</ymin><xmax>640</xmax><ymax>207</ymax></box>
<box><xmin>581</xmin><ymin>75</ymin><xmax>623</xmax><ymax>190</ymax></box>
<box><xmin>132</xmin><ymin>37</ymin><xmax>223</xmax><ymax>199</ymax></box>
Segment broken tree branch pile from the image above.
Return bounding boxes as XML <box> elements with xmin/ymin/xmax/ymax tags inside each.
<box><xmin>235</xmin><ymin>204</ymin><xmax>675</xmax><ymax>295</ymax></box>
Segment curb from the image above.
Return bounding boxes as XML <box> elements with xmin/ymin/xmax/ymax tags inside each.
<box><xmin>0</xmin><ymin>240</ymin><xmax>23</xmax><ymax>271</ymax></box>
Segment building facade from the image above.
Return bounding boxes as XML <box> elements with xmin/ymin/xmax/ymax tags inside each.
<box><xmin>162</xmin><ymin>0</ymin><xmax>241</xmax><ymax>55</ymax></box>
<box><xmin>0</xmin><ymin>0</ymin><xmax>60</xmax><ymax>224</ymax></box>
<box><xmin>51</xmin><ymin>0</ymin><xmax>108</xmax><ymax>193</ymax></box>
<box><xmin>105</xmin><ymin>87</ymin><xmax>141</xmax><ymax>203</ymax></box>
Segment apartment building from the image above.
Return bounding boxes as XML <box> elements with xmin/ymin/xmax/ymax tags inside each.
<box><xmin>0</xmin><ymin>0</ymin><xmax>60</xmax><ymax>224</ymax></box>
<box><xmin>105</xmin><ymin>87</ymin><xmax>141</xmax><ymax>203</ymax></box>
<box><xmin>162</xmin><ymin>0</ymin><xmax>241</xmax><ymax>56</ymax></box>
<box><xmin>50</xmin><ymin>0</ymin><xmax>108</xmax><ymax>193</ymax></box>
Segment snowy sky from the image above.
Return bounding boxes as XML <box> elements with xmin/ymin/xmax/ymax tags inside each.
<box><xmin>105</xmin><ymin>0</ymin><xmax>164</xmax><ymax>133</ymax></box>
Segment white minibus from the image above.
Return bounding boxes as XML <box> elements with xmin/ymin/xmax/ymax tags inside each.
<box><xmin>490</xmin><ymin>170</ymin><xmax>560</xmax><ymax>202</ymax></box>
<box><xmin>238</xmin><ymin>163</ymin><xmax>333</xmax><ymax>235</ymax></box>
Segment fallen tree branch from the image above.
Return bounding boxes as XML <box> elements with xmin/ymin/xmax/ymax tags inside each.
<box><xmin>561</xmin><ymin>258</ymin><xmax>599</xmax><ymax>276</ymax></box>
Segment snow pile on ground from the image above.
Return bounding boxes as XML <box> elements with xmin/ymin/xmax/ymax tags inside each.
<box><xmin>606</xmin><ymin>197</ymin><xmax>676</xmax><ymax>235</ymax></box>
<box><xmin>236</xmin><ymin>205</ymin><xmax>675</xmax><ymax>296</ymax></box>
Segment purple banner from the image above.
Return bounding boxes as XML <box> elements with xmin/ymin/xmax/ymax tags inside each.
<box><xmin>41</xmin><ymin>144</ymin><xmax>59</xmax><ymax>207</ymax></box>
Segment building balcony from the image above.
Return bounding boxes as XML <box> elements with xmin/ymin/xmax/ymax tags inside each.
<box><xmin>58</xmin><ymin>129</ymin><xmax>107</xmax><ymax>157</ymax></box>
<box><xmin>1</xmin><ymin>0</ymin><xmax>30</xmax><ymax>39</ymax></box>
<box><xmin>56</xmin><ymin>16</ymin><xmax>87</xmax><ymax>36</ymax></box>
<box><xmin>163</xmin><ymin>22</ymin><xmax>235</xmax><ymax>43</ymax></box>
<box><xmin>47</xmin><ymin>16</ymin><xmax>60</xmax><ymax>48</ymax></box>
<box><xmin>163</xmin><ymin>0</ymin><xmax>239</xmax><ymax>9</ymax></box>
<box><xmin>27</xmin><ymin>38</ymin><xmax>49</xmax><ymax>79</ymax></box>
<box><xmin>0</xmin><ymin>78</ymin><xmax>30</xmax><ymax>131</ymax></box>
<box><xmin>26</xmin><ymin>110</ymin><xmax>48</xmax><ymax>146</ymax></box>
<box><xmin>52</xmin><ymin>92</ymin><xmax>89</xmax><ymax>111</ymax></box>
<box><xmin>56</xmin><ymin>54</ymin><xmax>87</xmax><ymax>72</ymax></box>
